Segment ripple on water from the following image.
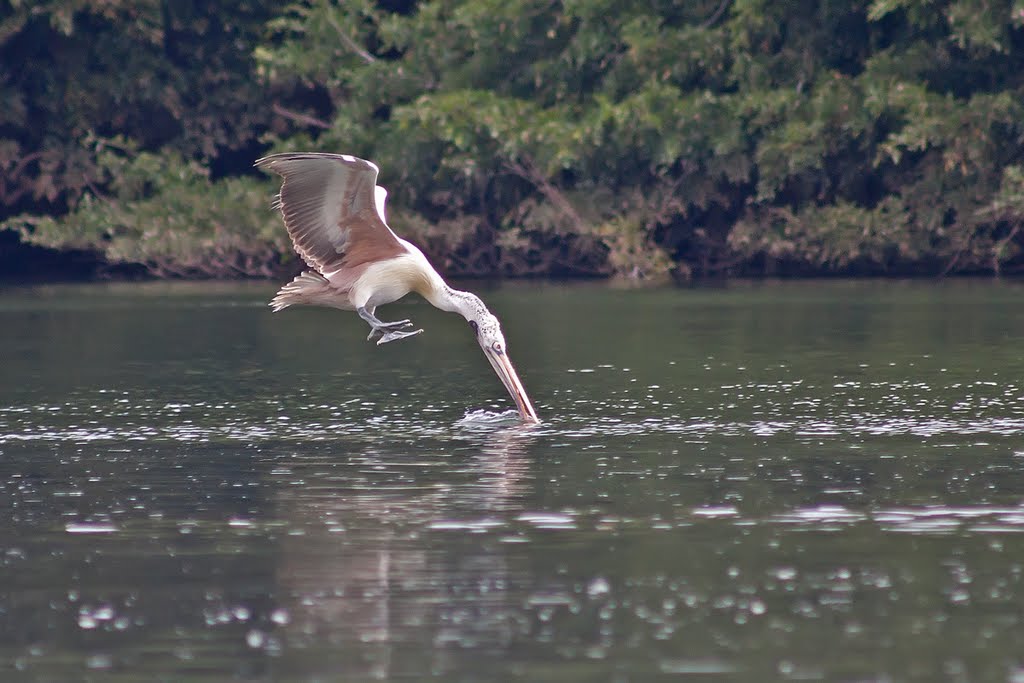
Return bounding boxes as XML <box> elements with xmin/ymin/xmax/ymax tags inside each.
<box><xmin>659</xmin><ymin>659</ymin><xmax>737</xmax><ymax>675</ymax></box>
<box><xmin>874</xmin><ymin>506</ymin><xmax>1024</xmax><ymax>534</ymax></box>
<box><xmin>2</xmin><ymin>374</ymin><xmax>1023</xmax><ymax>443</ymax></box>
<box><xmin>64</xmin><ymin>523</ymin><xmax>119</xmax><ymax>534</ymax></box>
<box><xmin>741</xmin><ymin>504</ymin><xmax>1024</xmax><ymax>535</ymax></box>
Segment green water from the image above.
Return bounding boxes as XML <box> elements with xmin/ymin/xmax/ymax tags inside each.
<box><xmin>2</xmin><ymin>280</ymin><xmax>1024</xmax><ymax>682</ymax></box>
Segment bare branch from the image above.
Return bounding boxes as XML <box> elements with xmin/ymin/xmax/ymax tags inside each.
<box><xmin>0</xmin><ymin>151</ymin><xmax>43</xmax><ymax>206</ymax></box>
<box><xmin>992</xmin><ymin>223</ymin><xmax>1020</xmax><ymax>277</ymax></box>
<box><xmin>325</xmin><ymin>13</ymin><xmax>377</xmax><ymax>64</ymax></box>
<box><xmin>504</xmin><ymin>155</ymin><xmax>588</xmax><ymax>233</ymax></box>
<box><xmin>701</xmin><ymin>0</ymin><xmax>731</xmax><ymax>28</ymax></box>
<box><xmin>272</xmin><ymin>103</ymin><xmax>331</xmax><ymax>130</ymax></box>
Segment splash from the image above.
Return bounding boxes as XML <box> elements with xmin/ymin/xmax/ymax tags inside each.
<box><xmin>454</xmin><ymin>409</ymin><xmax>525</xmax><ymax>430</ymax></box>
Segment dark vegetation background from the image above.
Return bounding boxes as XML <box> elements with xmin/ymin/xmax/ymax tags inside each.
<box><xmin>3</xmin><ymin>0</ymin><xmax>1024</xmax><ymax>282</ymax></box>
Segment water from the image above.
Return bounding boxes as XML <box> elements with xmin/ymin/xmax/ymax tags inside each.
<box><xmin>2</xmin><ymin>280</ymin><xmax>1024</xmax><ymax>682</ymax></box>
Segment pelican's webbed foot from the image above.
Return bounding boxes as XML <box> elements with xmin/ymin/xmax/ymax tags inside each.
<box><xmin>375</xmin><ymin>328</ymin><xmax>424</xmax><ymax>345</ymax></box>
<box><xmin>357</xmin><ymin>306</ymin><xmax>423</xmax><ymax>345</ymax></box>
<box><xmin>365</xmin><ymin>319</ymin><xmax>413</xmax><ymax>341</ymax></box>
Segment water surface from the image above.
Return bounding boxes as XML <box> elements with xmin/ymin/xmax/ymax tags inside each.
<box><xmin>2</xmin><ymin>280</ymin><xmax>1024</xmax><ymax>682</ymax></box>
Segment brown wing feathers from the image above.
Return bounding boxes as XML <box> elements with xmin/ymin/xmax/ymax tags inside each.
<box><xmin>256</xmin><ymin>153</ymin><xmax>406</xmax><ymax>274</ymax></box>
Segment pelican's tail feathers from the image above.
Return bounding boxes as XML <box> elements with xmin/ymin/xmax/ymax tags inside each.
<box><xmin>270</xmin><ymin>271</ymin><xmax>344</xmax><ymax>312</ymax></box>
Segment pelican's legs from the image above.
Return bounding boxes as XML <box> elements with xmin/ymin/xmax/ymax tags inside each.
<box><xmin>357</xmin><ymin>306</ymin><xmax>423</xmax><ymax>345</ymax></box>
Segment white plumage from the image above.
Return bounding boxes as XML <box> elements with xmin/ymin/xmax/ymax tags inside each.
<box><xmin>257</xmin><ymin>151</ymin><xmax>539</xmax><ymax>423</ymax></box>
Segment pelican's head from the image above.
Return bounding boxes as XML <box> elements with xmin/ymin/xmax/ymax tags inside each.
<box><xmin>463</xmin><ymin>303</ymin><xmax>540</xmax><ymax>424</ymax></box>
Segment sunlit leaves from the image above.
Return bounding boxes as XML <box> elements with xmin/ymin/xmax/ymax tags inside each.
<box><xmin>867</xmin><ymin>0</ymin><xmax>940</xmax><ymax>22</ymax></box>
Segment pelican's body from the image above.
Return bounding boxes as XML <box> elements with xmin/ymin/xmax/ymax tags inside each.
<box><xmin>256</xmin><ymin>152</ymin><xmax>539</xmax><ymax>423</ymax></box>
<box><xmin>285</xmin><ymin>245</ymin><xmax>436</xmax><ymax>314</ymax></box>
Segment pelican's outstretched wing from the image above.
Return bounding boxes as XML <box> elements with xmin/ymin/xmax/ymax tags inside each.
<box><xmin>255</xmin><ymin>152</ymin><xmax>406</xmax><ymax>274</ymax></box>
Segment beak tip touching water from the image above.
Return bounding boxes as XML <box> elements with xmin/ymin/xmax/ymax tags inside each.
<box><xmin>483</xmin><ymin>347</ymin><xmax>540</xmax><ymax>424</ymax></box>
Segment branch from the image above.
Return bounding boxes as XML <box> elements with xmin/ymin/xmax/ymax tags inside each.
<box><xmin>0</xmin><ymin>151</ymin><xmax>43</xmax><ymax>206</ymax></box>
<box><xmin>701</xmin><ymin>0</ymin><xmax>731</xmax><ymax>28</ymax></box>
<box><xmin>940</xmin><ymin>240</ymin><xmax>966</xmax><ymax>277</ymax></box>
<box><xmin>992</xmin><ymin>223</ymin><xmax>1020</xmax><ymax>277</ymax></box>
<box><xmin>504</xmin><ymin>155</ymin><xmax>588</xmax><ymax>233</ymax></box>
<box><xmin>325</xmin><ymin>13</ymin><xmax>377</xmax><ymax>64</ymax></box>
<box><xmin>272</xmin><ymin>103</ymin><xmax>331</xmax><ymax>130</ymax></box>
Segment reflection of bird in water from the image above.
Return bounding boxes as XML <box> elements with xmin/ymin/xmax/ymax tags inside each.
<box><xmin>271</xmin><ymin>426</ymin><xmax>537</xmax><ymax>679</ymax></box>
<box><xmin>454</xmin><ymin>424</ymin><xmax>536</xmax><ymax>501</ymax></box>
<box><xmin>256</xmin><ymin>152</ymin><xmax>539</xmax><ymax>423</ymax></box>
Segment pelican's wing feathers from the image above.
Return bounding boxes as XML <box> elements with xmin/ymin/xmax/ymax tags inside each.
<box><xmin>255</xmin><ymin>152</ymin><xmax>406</xmax><ymax>274</ymax></box>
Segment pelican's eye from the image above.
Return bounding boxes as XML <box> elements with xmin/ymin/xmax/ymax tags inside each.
<box><xmin>492</xmin><ymin>341</ymin><xmax>503</xmax><ymax>354</ymax></box>
<box><xmin>469</xmin><ymin>320</ymin><xmax>479</xmax><ymax>336</ymax></box>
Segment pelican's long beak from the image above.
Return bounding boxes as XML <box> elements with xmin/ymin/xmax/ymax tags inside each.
<box><xmin>483</xmin><ymin>346</ymin><xmax>540</xmax><ymax>423</ymax></box>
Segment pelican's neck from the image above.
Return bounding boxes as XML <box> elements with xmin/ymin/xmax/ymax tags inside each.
<box><xmin>428</xmin><ymin>284</ymin><xmax>487</xmax><ymax>320</ymax></box>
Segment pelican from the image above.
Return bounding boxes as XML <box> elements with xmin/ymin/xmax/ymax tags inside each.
<box><xmin>256</xmin><ymin>152</ymin><xmax>540</xmax><ymax>423</ymax></box>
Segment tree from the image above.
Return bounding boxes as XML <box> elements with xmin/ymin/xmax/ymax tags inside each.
<box><xmin>5</xmin><ymin>0</ymin><xmax>1024</xmax><ymax>279</ymax></box>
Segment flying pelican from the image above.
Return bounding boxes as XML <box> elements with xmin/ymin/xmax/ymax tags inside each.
<box><xmin>256</xmin><ymin>152</ymin><xmax>540</xmax><ymax>423</ymax></box>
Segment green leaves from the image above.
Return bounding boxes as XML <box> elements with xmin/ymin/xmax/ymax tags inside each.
<box><xmin>4</xmin><ymin>141</ymin><xmax>288</xmax><ymax>278</ymax></box>
<box><xmin>731</xmin><ymin>198</ymin><xmax>915</xmax><ymax>269</ymax></box>
<box><xmin>0</xmin><ymin>0</ymin><xmax>281</xmax><ymax>216</ymax></box>
<box><xmin>5</xmin><ymin>0</ymin><xmax>1024</xmax><ymax>278</ymax></box>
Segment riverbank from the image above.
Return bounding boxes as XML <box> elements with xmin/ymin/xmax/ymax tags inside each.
<box><xmin>6</xmin><ymin>225</ymin><xmax>1023</xmax><ymax>286</ymax></box>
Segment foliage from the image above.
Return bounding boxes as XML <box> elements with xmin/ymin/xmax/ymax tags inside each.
<box><xmin>2</xmin><ymin>138</ymin><xmax>289</xmax><ymax>277</ymax></box>
<box><xmin>0</xmin><ymin>0</ymin><xmax>286</xmax><ymax>213</ymax></box>
<box><xmin>4</xmin><ymin>0</ymin><xmax>1024</xmax><ymax>278</ymax></box>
